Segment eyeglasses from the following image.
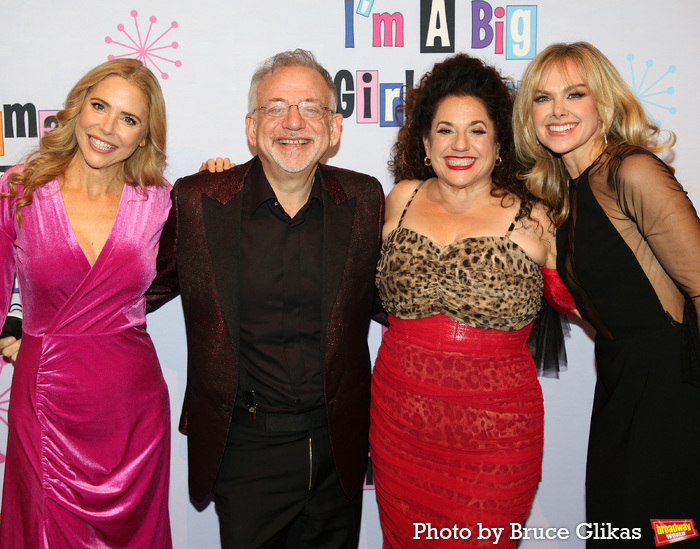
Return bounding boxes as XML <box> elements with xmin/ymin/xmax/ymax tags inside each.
<box><xmin>254</xmin><ymin>100</ymin><xmax>332</xmax><ymax>120</ymax></box>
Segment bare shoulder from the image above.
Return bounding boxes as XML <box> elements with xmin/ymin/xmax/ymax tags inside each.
<box><xmin>530</xmin><ymin>201</ymin><xmax>556</xmax><ymax>267</ymax></box>
<box><xmin>527</xmin><ymin>201</ymin><xmax>556</xmax><ymax>238</ymax></box>
<box><xmin>386</xmin><ymin>179</ymin><xmax>422</xmax><ymax>203</ymax></box>
<box><xmin>384</xmin><ymin>179</ymin><xmax>423</xmax><ymax>234</ymax></box>
<box><xmin>509</xmin><ymin>200</ymin><xmax>557</xmax><ymax>267</ymax></box>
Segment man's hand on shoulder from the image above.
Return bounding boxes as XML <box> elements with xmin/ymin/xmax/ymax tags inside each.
<box><xmin>199</xmin><ymin>158</ymin><xmax>234</xmax><ymax>173</ymax></box>
<box><xmin>0</xmin><ymin>336</ymin><xmax>20</xmax><ymax>363</ymax></box>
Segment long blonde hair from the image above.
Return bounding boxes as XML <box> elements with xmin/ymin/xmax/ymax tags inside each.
<box><xmin>6</xmin><ymin>58</ymin><xmax>167</xmax><ymax>225</ymax></box>
<box><xmin>513</xmin><ymin>41</ymin><xmax>674</xmax><ymax>225</ymax></box>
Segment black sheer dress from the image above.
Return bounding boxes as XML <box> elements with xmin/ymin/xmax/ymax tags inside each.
<box><xmin>557</xmin><ymin>145</ymin><xmax>700</xmax><ymax>547</ymax></box>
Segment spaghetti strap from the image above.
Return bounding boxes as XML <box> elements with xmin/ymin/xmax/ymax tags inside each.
<box><xmin>504</xmin><ymin>203</ymin><xmax>522</xmax><ymax>238</ymax></box>
<box><xmin>397</xmin><ymin>182</ymin><xmax>423</xmax><ymax>228</ymax></box>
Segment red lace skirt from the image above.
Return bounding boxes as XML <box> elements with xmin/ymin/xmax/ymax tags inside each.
<box><xmin>369</xmin><ymin>314</ymin><xmax>543</xmax><ymax>548</ymax></box>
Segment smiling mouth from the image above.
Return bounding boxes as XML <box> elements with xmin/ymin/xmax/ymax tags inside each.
<box><xmin>89</xmin><ymin>136</ymin><xmax>117</xmax><ymax>151</ymax></box>
<box><xmin>445</xmin><ymin>157</ymin><xmax>476</xmax><ymax>167</ymax></box>
<box><xmin>547</xmin><ymin>123</ymin><xmax>577</xmax><ymax>132</ymax></box>
<box><xmin>278</xmin><ymin>138</ymin><xmax>310</xmax><ymax>146</ymax></box>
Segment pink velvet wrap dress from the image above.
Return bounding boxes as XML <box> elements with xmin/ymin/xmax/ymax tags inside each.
<box><xmin>0</xmin><ymin>167</ymin><xmax>173</xmax><ymax>548</ymax></box>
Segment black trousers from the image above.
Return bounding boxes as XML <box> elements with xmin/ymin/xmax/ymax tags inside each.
<box><xmin>212</xmin><ymin>408</ymin><xmax>363</xmax><ymax>549</ymax></box>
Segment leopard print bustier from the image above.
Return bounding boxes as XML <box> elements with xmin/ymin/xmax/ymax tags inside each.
<box><xmin>376</xmin><ymin>226</ymin><xmax>543</xmax><ymax>330</ymax></box>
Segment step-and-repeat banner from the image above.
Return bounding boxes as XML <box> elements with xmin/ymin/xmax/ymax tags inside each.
<box><xmin>1</xmin><ymin>1</ymin><xmax>696</xmax><ymax>547</ymax></box>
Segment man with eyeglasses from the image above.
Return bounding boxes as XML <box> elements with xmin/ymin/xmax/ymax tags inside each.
<box><xmin>148</xmin><ymin>49</ymin><xmax>384</xmax><ymax>548</ymax></box>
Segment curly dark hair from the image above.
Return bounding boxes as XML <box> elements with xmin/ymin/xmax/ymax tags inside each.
<box><xmin>390</xmin><ymin>54</ymin><xmax>534</xmax><ymax>219</ymax></box>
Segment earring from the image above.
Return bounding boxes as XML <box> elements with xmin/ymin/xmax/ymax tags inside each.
<box><xmin>424</xmin><ymin>157</ymin><xmax>432</xmax><ymax>166</ymax></box>
<box><xmin>602</xmin><ymin>125</ymin><xmax>608</xmax><ymax>146</ymax></box>
<box><xmin>495</xmin><ymin>156</ymin><xmax>502</xmax><ymax>166</ymax></box>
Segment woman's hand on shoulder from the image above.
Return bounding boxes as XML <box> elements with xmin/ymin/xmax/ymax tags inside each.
<box><xmin>199</xmin><ymin>157</ymin><xmax>234</xmax><ymax>173</ymax></box>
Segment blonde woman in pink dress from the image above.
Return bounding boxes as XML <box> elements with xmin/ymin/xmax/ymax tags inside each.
<box><xmin>0</xmin><ymin>59</ymin><xmax>172</xmax><ymax>548</ymax></box>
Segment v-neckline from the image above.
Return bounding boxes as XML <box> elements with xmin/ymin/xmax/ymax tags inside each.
<box><xmin>55</xmin><ymin>179</ymin><xmax>127</xmax><ymax>269</ymax></box>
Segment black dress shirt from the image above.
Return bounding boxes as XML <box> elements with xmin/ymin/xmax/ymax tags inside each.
<box><xmin>237</xmin><ymin>159</ymin><xmax>324</xmax><ymax>413</ymax></box>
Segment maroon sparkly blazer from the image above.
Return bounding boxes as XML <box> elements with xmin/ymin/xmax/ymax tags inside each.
<box><xmin>147</xmin><ymin>157</ymin><xmax>384</xmax><ymax>502</ymax></box>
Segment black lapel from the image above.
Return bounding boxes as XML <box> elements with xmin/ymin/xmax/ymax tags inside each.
<box><xmin>202</xmin><ymin>192</ymin><xmax>243</xmax><ymax>351</ymax></box>
<box><xmin>321</xmin><ymin>189</ymin><xmax>356</xmax><ymax>328</ymax></box>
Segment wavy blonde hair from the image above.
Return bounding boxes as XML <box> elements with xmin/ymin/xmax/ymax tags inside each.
<box><xmin>513</xmin><ymin>41</ymin><xmax>674</xmax><ymax>225</ymax></box>
<box><xmin>6</xmin><ymin>58</ymin><xmax>167</xmax><ymax>225</ymax></box>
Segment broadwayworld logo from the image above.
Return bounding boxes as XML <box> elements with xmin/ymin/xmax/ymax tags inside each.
<box><xmin>651</xmin><ymin>519</ymin><xmax>699</xmax><ymax>546</ymax></box>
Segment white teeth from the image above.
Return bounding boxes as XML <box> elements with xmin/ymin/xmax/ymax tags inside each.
<box><xmin>548</xmin><ymin>123</ymin><xmax>577</xmax><ymax>132</ymax></box>
<box><xmin>89</xmin><ymin>136</ymin><xmax>116</xmax><ymax>151</ymax></box>
<box><xmin>445</xmin><ymin>157</ymin><xmax>475</xmax><ymax>166</ymax></box>
<box><xmin>279</xmin><ymin>139</ymin><xmax>308</xmax><ymax>145</ymax></box>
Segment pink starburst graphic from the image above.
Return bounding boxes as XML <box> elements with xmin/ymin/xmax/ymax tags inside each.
<box><xmin>105</xmin><ymin>10</ymin><xmax>182</xmax><ymax>80</ymax></box>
